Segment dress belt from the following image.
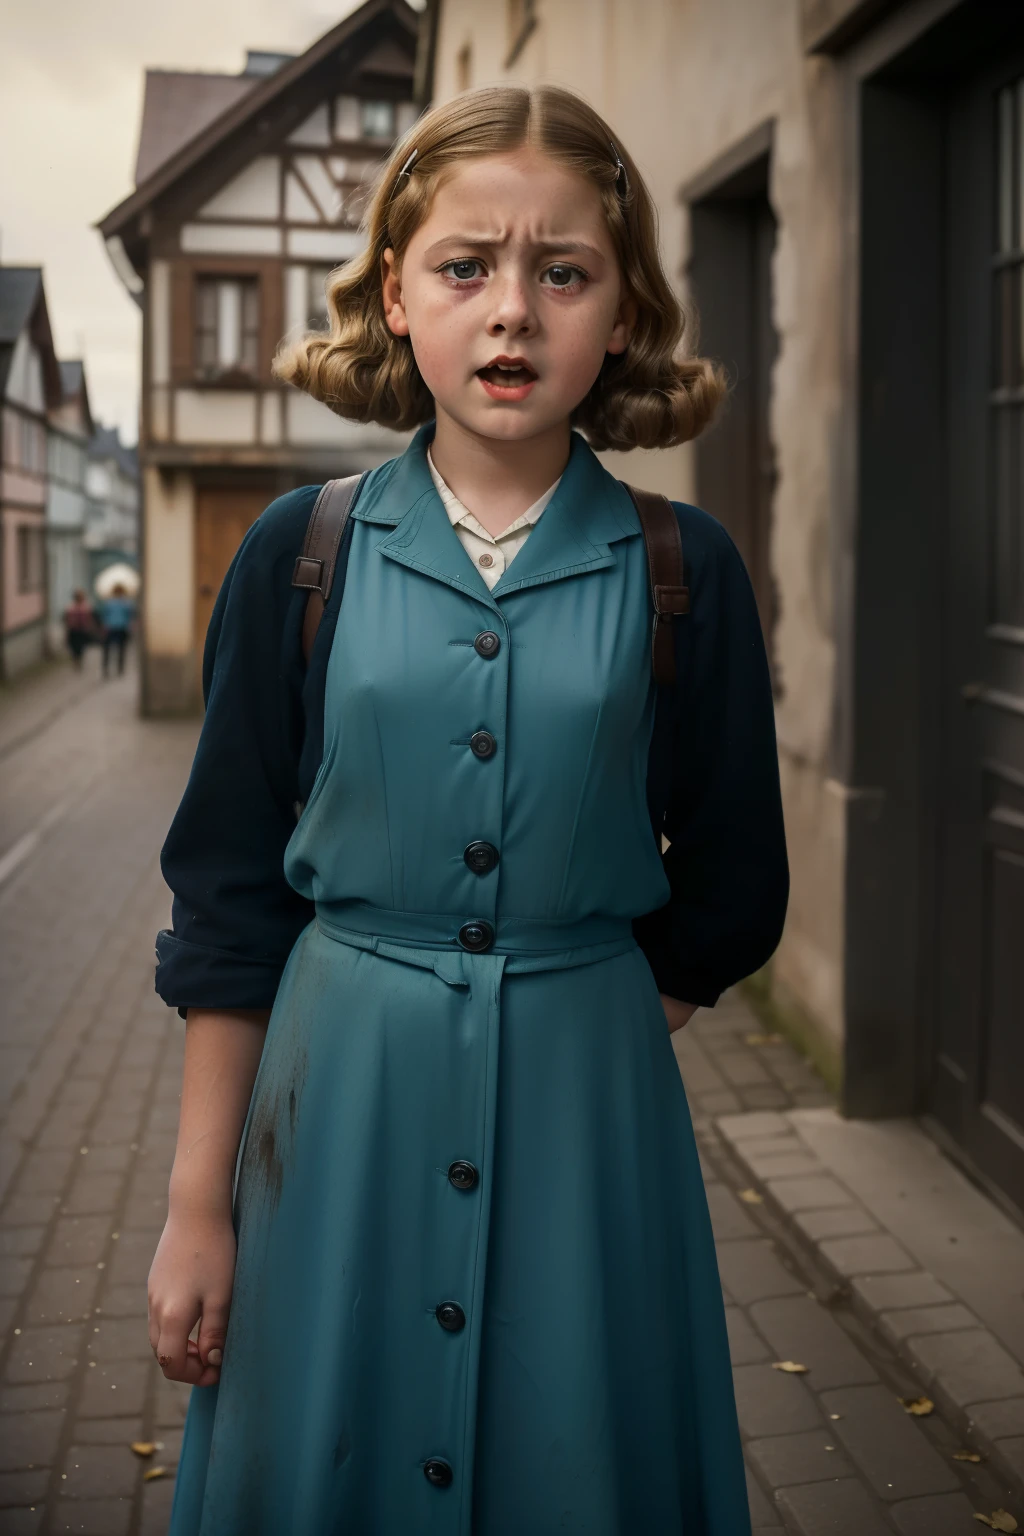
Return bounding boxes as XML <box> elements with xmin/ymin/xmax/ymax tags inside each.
<box><xmin>313</xmin><ymin>902</ymin><xmax>637</xmax><ymax>979</ymax></box>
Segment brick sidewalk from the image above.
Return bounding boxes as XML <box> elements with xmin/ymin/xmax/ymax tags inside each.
<box><xmin>0</xmin><ymin>663</ymin><xmax>1019</xmax><ymax>1534</ymax></box>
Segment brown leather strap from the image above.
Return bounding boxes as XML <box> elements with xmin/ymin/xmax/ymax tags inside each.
<box><xmin>292</xmin><ymin>474</ymin><xmax>363</xmax><ymax>663</ymax></box>
<box><xmin>623</xmin><ymin>483</ymin><xmax>689</xmax><ymax>686</ymax></box>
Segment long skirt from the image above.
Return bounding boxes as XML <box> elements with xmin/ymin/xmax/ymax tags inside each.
<box><xmin>169</xmin><ymin>916</ymin><xmax>751</xmax><ymax>1535</ymax></box>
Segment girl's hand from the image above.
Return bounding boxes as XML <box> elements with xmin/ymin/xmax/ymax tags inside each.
<box><xmin>661</xmin><ymin>994</ymin><xmax>697</xmax><ymax>1034</ymax></box>
<box><xmin>148</xmin><ymin>1209</ymin><xmax>237</xmax><ymax>1387</ymax></box>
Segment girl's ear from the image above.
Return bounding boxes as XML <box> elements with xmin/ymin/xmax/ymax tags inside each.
<box><xmin>606</xmin><ymin>291</ymin><xmax>638</xmax><ymax>357</ymax></box>
<box><xmin>381</xmin><ymin>248</ymin><xmax>410</xmax><ymax>338</ymax></box>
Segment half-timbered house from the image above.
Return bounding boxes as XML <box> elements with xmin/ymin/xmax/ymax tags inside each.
<box><xmin>0</xmin><ymin>267</ymin><xmax>62</xmax><ymax>679</ymax></box>
<box><xmin>98</xmin><ymin>0</ymin><xmax>420</xmax><ymax>715</ymax></box>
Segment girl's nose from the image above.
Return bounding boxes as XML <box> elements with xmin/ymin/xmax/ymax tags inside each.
<box><xmin>486</xmin><ymin>273</ymin><xmax>536</xmax><ymax>337</ymax></box>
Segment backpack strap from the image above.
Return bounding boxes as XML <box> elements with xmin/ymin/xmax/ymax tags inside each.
<box><xmin>622</xmin><ymin>483</ymin><xmax>690</xmax><ymax>686</ymax></box>
<box><xmin>292</xmin><ymin>474</ymin><xmax>363</xmax><ymax>664</ymax></box>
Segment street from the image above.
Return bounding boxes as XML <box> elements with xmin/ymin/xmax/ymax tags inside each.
<box><xmin>0</xmin><ymin>657</ymin><xmax>1019</xmax><ymax>1535</ymax></box>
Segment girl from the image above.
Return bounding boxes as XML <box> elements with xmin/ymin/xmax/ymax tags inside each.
<box><xmin>151</xmin><ymin>86</ymin><xmax>787</xmax><ymax>1535</ymax></box>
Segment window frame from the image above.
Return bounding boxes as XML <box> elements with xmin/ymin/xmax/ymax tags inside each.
<box><xmin>191</xmin><ymin>272</ymin><xmax>262</xmax><ymax>385</ymax></box>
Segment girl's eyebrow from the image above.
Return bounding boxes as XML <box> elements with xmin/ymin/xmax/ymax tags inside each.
<box><xmin>424</xmin><ymin>235</ymin><xmax>605</xmax><ymax>263</ymax></box>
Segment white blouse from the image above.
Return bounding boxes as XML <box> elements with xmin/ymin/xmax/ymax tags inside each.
<box><xmin>427</xmin><ymin>450</ymin><xmax>561</xmax><ymax>591</ymax></box>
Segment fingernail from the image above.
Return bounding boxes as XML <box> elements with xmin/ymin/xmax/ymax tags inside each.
<box><xmin>207</xmin><ymin>1348</ymin><xmax>223</xmax><ymax>1365</ymax></box>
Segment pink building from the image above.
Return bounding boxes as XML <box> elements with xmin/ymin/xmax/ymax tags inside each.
<box><xmin>0</xmin><ymin>268</ymin><xmax>61</xmax><ymax>678</ymax></box>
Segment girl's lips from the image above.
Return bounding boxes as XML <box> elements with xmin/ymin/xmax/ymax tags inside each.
<box><xmin>477</xmin><ymin>374</ymin><xmax>537</xmax><ymax>402</ymax></box>
<box><xmin>476</xmin><ymin>363</ymin><xmax>538</xmax><ymax>402</ymax></box>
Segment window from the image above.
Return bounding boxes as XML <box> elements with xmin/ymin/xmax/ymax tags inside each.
<box><xmin>195</xmin><ymin>276</ymin><xmax>260</xmax><ymax>380</ymax></box>
<box><xmin>16</xmin><ymin>525</ymin><xmax>45</xmax><ymax>593</ymax></box>
<box><xmin>360</xmin><ymin>99</ymin><xmax>395</xmax><ymax>141</ymax></box>
<box><xmin>16</xmin><ymin>414</ymin><xmax>45</xmax><ymax>474</ymax></box>
<box><xmin>306</xmin><ymin>266</ymin><xmax>337</xmax><ymax>331</ymax></box>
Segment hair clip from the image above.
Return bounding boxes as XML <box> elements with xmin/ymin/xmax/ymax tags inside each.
<box><xmin>609</xmin><ymin>141</ymin><xmax>629</xmax><ymax>200</ymax></box>
<box><xmin>392</xmin><ymin>147</ymin><xmax>418</xmax><ymax>197</ymax></box>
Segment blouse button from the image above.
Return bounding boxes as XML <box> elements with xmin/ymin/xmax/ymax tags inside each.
<box><xmin>447</xmin><ymin>1160</ymin><xmax>478</xmax><ymax>1190</ymax></box>
<box><xmin>464</xmin><ymin>840</ymin><xmax>499</xmax><ymax>875</ymax></box>
<box><xmin>424</xmin><ymin>1458</ymin><xmax>453</xmax><ymax>1488</ymax></box>
<box><xmin>478</xmin><ymin>552</ymin><xmax>495</xmax><ymax>568</ymax></box>
<box><xmin>458</xmin><ymin>920</ymin><xmax>495</xmax><ymax>952</ymax></box>
<box><xmin>474</xmin><ymin>630</ymin><xmax>501</xmax><ymax>658</ymax></box>
<box><xmin>435</xmin><ymin>1301</ymin><xmax>466</xmax><ymax>1332</ymax></box>
<box><xmin>470</xmin><ymin>731</ymin><xmax>497</xmax><ymax>759</ymax></box>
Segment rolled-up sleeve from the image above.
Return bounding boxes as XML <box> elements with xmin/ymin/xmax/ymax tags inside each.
<box><xmin>155</xmin><ymin>487</ymin><xmax>319</xmax><ymax>1011</ymax></box>
<box><xmin>634</xmin><ymin>504</ymin><xmax>789</xmax><ymax>1007</ymax></box>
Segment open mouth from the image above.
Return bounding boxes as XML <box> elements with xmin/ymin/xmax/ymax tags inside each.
<box><xmin>476</xmin><ymin>358</ymin><xmax>539</xmax><ymax>392</ymax></box>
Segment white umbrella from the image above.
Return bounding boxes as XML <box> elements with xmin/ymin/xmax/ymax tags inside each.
<box><xmin>94</xmin><ymin>562</ymin><xmax>140</xmax><ymax>599</ymax></box>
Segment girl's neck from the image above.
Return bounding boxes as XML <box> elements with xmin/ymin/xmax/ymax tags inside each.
<box><xmin>429</xmin><ymin>408</ymin><xmax>570</xmax><ymax>538</ymax></box>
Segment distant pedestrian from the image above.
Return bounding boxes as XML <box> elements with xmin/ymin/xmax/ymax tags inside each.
<box><xmin>99</xmin><ymin>582</ymin><xmax>135</xmax><ymax>677</ymax></box>
<box><xmin>63</xmin><ymin>589</ymin><xmax>95</xmax><ymax>669</ymax></box>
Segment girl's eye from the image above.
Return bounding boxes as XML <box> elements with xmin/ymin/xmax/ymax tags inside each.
<box><xmin>541</xmin><ymin>264</ymin><xmax>588</xmax><ymax>289</ymax></box>
<box><xmin>440</xmin><ymin>259</ymin><xmax>486</xmax><ymax>283</ymax></box>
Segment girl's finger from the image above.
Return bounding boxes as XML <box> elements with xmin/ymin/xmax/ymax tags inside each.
<box><xmin>155</xmin><ymin>1307</ymin><xmax>198</xmax><ymax>1381</ymax></box>
<box><xmin>197</xmin><ymin>1299</ymin><xmax>231</xmax><ymax>1371</ymax></box>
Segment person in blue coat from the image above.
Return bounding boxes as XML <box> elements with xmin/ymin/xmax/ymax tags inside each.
<box><xmin>150</xmin><ymin>85</ymin><xmax>788</xmax><ymax>1535</ymax></box>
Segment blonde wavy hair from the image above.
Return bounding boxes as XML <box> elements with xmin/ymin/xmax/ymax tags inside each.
<box><xmin>274</xmin><ymin>85</ymin><xmax>725</xmax><ymax>451</ymax></box>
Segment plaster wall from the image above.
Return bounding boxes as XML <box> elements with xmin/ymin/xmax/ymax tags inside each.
<box><xmin>143</xmin><ymin>466</ymin><xmax>196</xmax><ymax>714</ymax></box>
<box><xmin>433</xmin><ymin>0</ymin><xmax>849</xmax><ymax>1046</ymax></box>
<box><xmin>1</xmin><ymin>508</ymin><xmax>47</xmax><ymax>633</ymax></box>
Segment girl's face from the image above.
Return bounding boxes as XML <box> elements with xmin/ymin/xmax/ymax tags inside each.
<box><xmin>382</xmin><ymin>148</ymin><xmax>636</xmax><ymax>445</ymax></box>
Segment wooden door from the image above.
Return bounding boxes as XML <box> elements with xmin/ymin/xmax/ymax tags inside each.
<box><xmin>194</xmin><ymin>487</ymin><xmax>267</xmax><ymax>681</ymax></box>
<box><xmin>933</xmin><ymin>52</ymin><xmax>1024</xmax><ymax>1214</ymax></box>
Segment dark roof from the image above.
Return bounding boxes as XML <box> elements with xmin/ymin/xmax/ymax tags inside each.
<box><xmin>55</xmin><ymin>359</ymin><xmax>94</xmax><ymax>436</ymax></box>
<box><xmin>100</xmin><ymin>0</ymin><xmax>418</xmax><ymax>242</ymax></box>
<box><xmin>88</xmin><ymin>423</ymin><xmax>139</xmax><ymax>481</ymax></box>
<box><xmin>0</xmin><ymin>267</ymin><xmax>43</xmax><ymax>344</ymax></box>
<box><xmin>134</xmin><ymin>70</ymin><xmax>256</xmax><ymax>185</ymax></box>
<box><xmin>0</xmin><ymin>267</ymin><xmax>62</xmax><ymax>408</ymax></box>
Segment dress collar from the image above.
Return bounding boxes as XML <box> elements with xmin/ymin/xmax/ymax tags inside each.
<box><xmin>351</xmin><ymin>422</ymin><xmax>643</xmax><ymax>604</ymax></box>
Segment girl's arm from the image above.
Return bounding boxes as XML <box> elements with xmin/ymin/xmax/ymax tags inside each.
<box><xmin>148</xmin><ymin>1008</ymin><xmax>268</xmax><ymax>1386</ymax></box>
<box><xmin>636</xmin><ymin>505</ymin><xmax>789</xmax><ymax>1009</ymax></box>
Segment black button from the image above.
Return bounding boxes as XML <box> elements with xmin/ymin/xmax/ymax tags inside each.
<box><xmin>464</xmin><ymin>841</ymin><xmax>499</xmax><ymax>876</ymax></box>
<box><xmin>447</xmin><ymin>1160</ymin><xmax>478</xmax><ymax>1190</ymax></box>
<box><xmin>424</xmin><ymin>1458</ymin><xmax>453</xmax><ymax>1488</ymax></box>
<box><xmin>474</xmin><ymin>631</ymin><xmax>501</xmax><ymax>659</ymax></box>
<box><xmin>469</xmin><ymin>731</ymin><xmax>497</xmax><ymax>759</ymax></box>
<box><xmin>458</xmin><ymin>920</ymin><xmax>494</xmax><ymax>952</ymax></box>
<box><xmin>435</xmin><ymin>1301</ymin><xmax>466</xmax><ymax>1332</ymax></box>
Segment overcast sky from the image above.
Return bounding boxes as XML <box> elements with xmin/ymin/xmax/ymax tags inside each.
<box><xmin>0</xmin><ymin>0</ymin><xmax>373</xmax><ymax>442</ymax></box>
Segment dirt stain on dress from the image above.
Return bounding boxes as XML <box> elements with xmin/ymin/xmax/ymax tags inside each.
<box><xmin>237</xmin><ymin>1037</ymin><xmax>309</xmax><ymax>1222</ymax></box>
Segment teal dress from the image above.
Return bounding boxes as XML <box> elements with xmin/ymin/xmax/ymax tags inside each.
<box><xmin>161</xmin><ymin>428</ymin><xmax>786</xmax><ymax>1534</ymax></box>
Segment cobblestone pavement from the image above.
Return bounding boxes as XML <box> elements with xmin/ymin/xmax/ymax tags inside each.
<box><xmin>0</xmin><ymin>656</ymin><xmax>1019</xmax><ymax>1535</ymax></box>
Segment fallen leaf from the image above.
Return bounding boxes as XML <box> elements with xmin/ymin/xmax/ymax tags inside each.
<box><xmin>738</xmin><ymin>1189</ymin><xmax>763</xmax><ymax>1205</ymax></box>
<box><xmin>745</xmin><ymin>1032</ymin><xmax>783</xmax><ymax>1046</ymax></box>
<box><xmin>899</xmin><ymin>1396</ymin><xmax>934</xmax><ymax>1416</ymax></box>
<box><xmin>772</xmin><ymin>1360</ymin><xmax>808</xmax><ymax>1374</ymax></box>
<box><xmin>143</xmin><ymin>1467</ymin><xmax>169</xmax><ymax>1483</ymax></box>
<box><xmin>829</xmin><ymin>1413</ymin><xmax>842</xmax><ymax>1421</ymax></box>
<box><xmin>974</xmin><ymin>1514</ymin><xmax>1019</xmax><ymax>1533</ymax></box>
<box><xmin>953</xmin><ymin>1450</ymin><xmax>983</xmax><ymax>1463</ymax></box>
<box><xmin>130</xmin><ymin>1443</ymin><xmax>157</xmax><ymax>1459</ymax></box>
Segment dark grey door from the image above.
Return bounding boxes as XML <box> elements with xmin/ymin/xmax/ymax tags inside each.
<box><xmin>689</xmin><ymin>162</ymin><xmax>779</xmax><ymax>682</ymax></box>
<box><xmin>933</xmin><ymin>55</ymin><xmax>1024</xmax><ymax>1212</ymax></box>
